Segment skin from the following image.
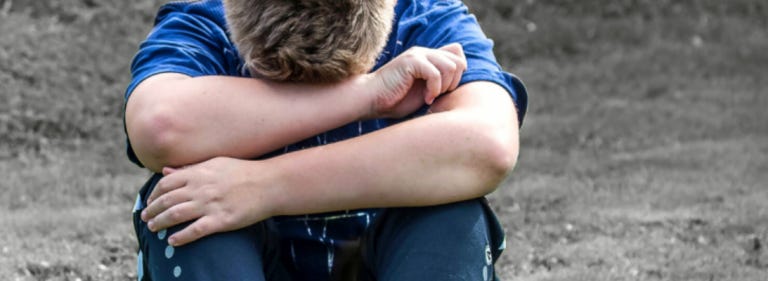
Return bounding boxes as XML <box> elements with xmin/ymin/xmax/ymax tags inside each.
<box><xmin>126</xmin><ymin>44</ymin><xmax>466</xmax><ymax>173</ymax></box>
<box><xmin>127</xmin><ymin>44</ymin><xmax>520</xmax><ymax>247</ymax></box>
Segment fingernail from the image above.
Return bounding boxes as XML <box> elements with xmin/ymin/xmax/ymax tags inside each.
<box><xmin>148</xmin><ymin>220</ymin><xmax>155</xmax><ymax>230</ymax></box>
<box><xmin>168</xmin><ymin>237</ymin><xmax>177</xmax><ymax>246</ymax></box>
<box><xmin>141</xmin><ymin>210</ymin><xmax>147</xmax><ymax>220</ymax></box>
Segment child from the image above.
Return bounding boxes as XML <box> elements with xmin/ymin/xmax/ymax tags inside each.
<box><xmin>125</xmin><ymin>0</ymin><xmax>528</xmax><ymax>280</ymax></box>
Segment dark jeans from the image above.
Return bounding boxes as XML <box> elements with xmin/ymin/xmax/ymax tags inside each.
<box><xmin>133</xmin><ymin>174</ymin><xmax>505</xmax><ymax>281</ymax></box>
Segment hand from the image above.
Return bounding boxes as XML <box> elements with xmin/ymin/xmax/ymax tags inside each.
<box><xmin>367</xmin><ymin>43</ymin><xmax>467</xmax><ymax>119</ymax></box>
<box><xmin>140</xmin><ymin>157</ymin><xmax>276</xmax><ymax>246</ymax></box>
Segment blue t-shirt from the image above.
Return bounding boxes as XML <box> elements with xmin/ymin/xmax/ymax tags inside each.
<box><xmin>126</xmin><ymin>1</ymin><xmax>527</xmax><ymax>273</ymax></box>
<box><xmin>125</xmin><ymin>0</ymin><xmax>527</xmax><ymax>167</ymax></box>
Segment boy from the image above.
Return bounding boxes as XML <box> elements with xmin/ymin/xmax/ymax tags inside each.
<box><xmin>125</xmin><ymin>0</ymin><xmax>528</xmax><ymax>280</ymax></box>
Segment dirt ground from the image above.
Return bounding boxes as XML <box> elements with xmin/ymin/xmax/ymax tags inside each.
<box><xmin>1</xmin><ymin>0</ymin><xmax>766</xmax><ymax>280</ymax></box>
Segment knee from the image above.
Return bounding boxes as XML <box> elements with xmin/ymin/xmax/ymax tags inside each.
<box><xmin>397</xmin><ymin>198</ymin><xmax>486</xmax><ymax>222</ymax></box>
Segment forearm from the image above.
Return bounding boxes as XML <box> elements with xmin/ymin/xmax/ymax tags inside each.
<box><xmin>264</xmin><ymin>82</ymin><xmax>519</xmax><ymax>215</ymax></box>
<box><xmin>125</xmin><ymin>73</ymin><xmax>371</xmax><ymax>172</ymax></box>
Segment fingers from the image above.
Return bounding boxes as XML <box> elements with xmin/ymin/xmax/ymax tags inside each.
<box><xmin>142</xmin><ymin>187</ymin><xmax>191</xmax><ymax>223</ymax></box>
<box><xmin>147</xmin><ymin>169</ymin><xmax>187</xmax><ymax>205</ymax></box>
<box><xmin>374</xmin><ymin>43</ymin><xmax>467</xmax><ymax>113</ymax></box>
<box><xmin>440</xmin><ymin>43</ymin><xmax>467</xmax><ymax>91</ymax></box>
<box><xmin>146</xmin><ymin>200</ymin><xmax>202</xmax><ymax>234</ymax></box>
<box><xmin>162</xmin><ymin>167</ymin><xmax>178</xmax><ymax>176</ymax></box>
<box><xmin>411</xmin><ymin>55</ymin><xmax>442</xmax><ymax>104</ymax></box>
<box><xmin>437</xmin><ymin>43</ymin><xmax>467</xmax><ymax>93</ymax></box>
<box><xmin>424</xmin><ymin>53</ymin><xmax>456</xmax><ymax>99</ymax></box>
<box><xmin>439</xmin><ymin>43</ymin><xmax>465</xmax><ymax>59</ymax></box>
<box><xmin>167</xmin><ymin>216</ymin><xmax>221</xmax><ymax>246</ymax></box>
<box><xmin>413</xmin><ymin>44</ymin><xmax>467</xmax><ymax>104</ymax></box>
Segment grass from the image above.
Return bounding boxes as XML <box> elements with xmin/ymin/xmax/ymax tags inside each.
<box><xmin>1</xmin><ymin>0</ymin><xmax>766</xmax><ymax>280</ymax></box>
<box><xmin>467</xmin><ymin>0</ymin><xmax>768</xmax><ymax>280</ymax></box>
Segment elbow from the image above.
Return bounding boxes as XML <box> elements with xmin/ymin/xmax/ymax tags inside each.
<box><xmin>126</xmin><ymin>104</ymin><xmax>184</xmax><ymax>172</ymax></box>
<box><xmin>487</xmin><ymin>133</ymin><xmax>519</xmax><ymax>183</ymax></box>
<box><xmin>474</xmin><ymin>124</ymin><xmax>519</xmax><ymax>194</ymax></box>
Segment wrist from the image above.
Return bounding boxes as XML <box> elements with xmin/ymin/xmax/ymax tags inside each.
<box><xmin>348</xmin><ymin>73</ymin><xmax>380</xmax><ymax>120</ymax></box>
<box><xmin>242</xmin><ymin>159</ymin><xmax>286</xmax><ymax>219</ymax></box>
<box><xmin>253</xmin><ymin>152</ymin><xmax>318</xmax><ymax>217</ymax></box>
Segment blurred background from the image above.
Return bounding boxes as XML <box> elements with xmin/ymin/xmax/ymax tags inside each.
<box><xmin>0</xmin><ymin>0</ymin><xmax>766</xmax><ymax>280</ymax></box>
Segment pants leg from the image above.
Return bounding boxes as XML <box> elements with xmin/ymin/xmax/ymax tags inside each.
<box><xmin>361</xmin><ymin>198</ymin><xmax>504</xmax><ymax>281</ymax></box>
<box><xmin>133</xmin><ymin>174</ymin><xmax>285</xmax><ymax>281</ymax></box>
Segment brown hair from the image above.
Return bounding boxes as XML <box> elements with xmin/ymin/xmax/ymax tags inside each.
<box><xmin>224</xmin><ymin>0</ymin><xmax>394</xmax><ymax>83</ymax></box>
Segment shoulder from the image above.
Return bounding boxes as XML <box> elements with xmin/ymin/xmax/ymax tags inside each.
<box><xmin>143</xmin><ymin>0</ymin><xmax>236</xmax><ymax>63</ymax></box>
<box><xmin>126</xmin><ymin>0</ymin><xmax>242</xmax><ymax>98</ymax></box>
<box><xmin>396</xmin><ymin>0</ymin><xmax>469</xmax><ymax>22</ymax></box>
<box><xmin>394</xmin><ymin>0</ymin><xmax>478</xmax><ymax>47</ymax></box>
<box><xmin>153</xmin><ymin>0</ymin><xmax>228</xmax><ymax>31</ymax></box>
<box><xmin>373</xmin><ymin>0</ymin><xmax>470</xmax><ymax>69</ymax></box>
<box><xmin>393</xmin><ymin>0</ymin><xmax>529</xmax><ymax>125</ymax></box>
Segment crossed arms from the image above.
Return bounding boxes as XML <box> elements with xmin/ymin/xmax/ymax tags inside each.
<box><xmin>125</xmin><ymin>46</ymin><xmax>520</xmax><ymax>246</ymax></box>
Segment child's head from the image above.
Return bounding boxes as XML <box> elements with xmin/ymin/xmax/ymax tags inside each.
<box><xmin>224</xmin><ymin>0</ymin><xmax>395</xmax><ymax>83</ymax></box>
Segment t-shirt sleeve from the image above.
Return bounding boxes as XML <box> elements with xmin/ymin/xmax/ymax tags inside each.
<box><xmin>123</xmin><ymin>5</ymin><xmax>236</xmax><ymax>167</ymax></box>
<box><xmin>125</xmin><ymin>6</ymin><xmax>236</xmax><ymax>100</ymax></box>
<box><xmin>400</xmin><ymin>0</ymin><xmax>528</xmax><ymax>124</ymax></box>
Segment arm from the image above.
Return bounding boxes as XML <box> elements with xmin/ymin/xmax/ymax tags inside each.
<box><xmin>268</xmin><ymin>82</ymin><xmax>518</xmax><ymax>212</ymax></box>
<box><xmin>142</xmin><ymin>81</ymin><xmax>519</xmax><ymax>246</ymax></box>
<box><xmin>126</xmin><ymin>45</ymin><xmax>466</xmax><ymax>172</ymax></box>
<box><xmin>126</xmin><ymin>73</ymin><xmax>372</xmax><ymax>173</ymax></box>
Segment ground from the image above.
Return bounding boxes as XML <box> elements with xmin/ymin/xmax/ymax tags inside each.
<box><xmin>0</xmin><ymin>0</ymin><xmax>766</xmax><ymax>280</ymax></box>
